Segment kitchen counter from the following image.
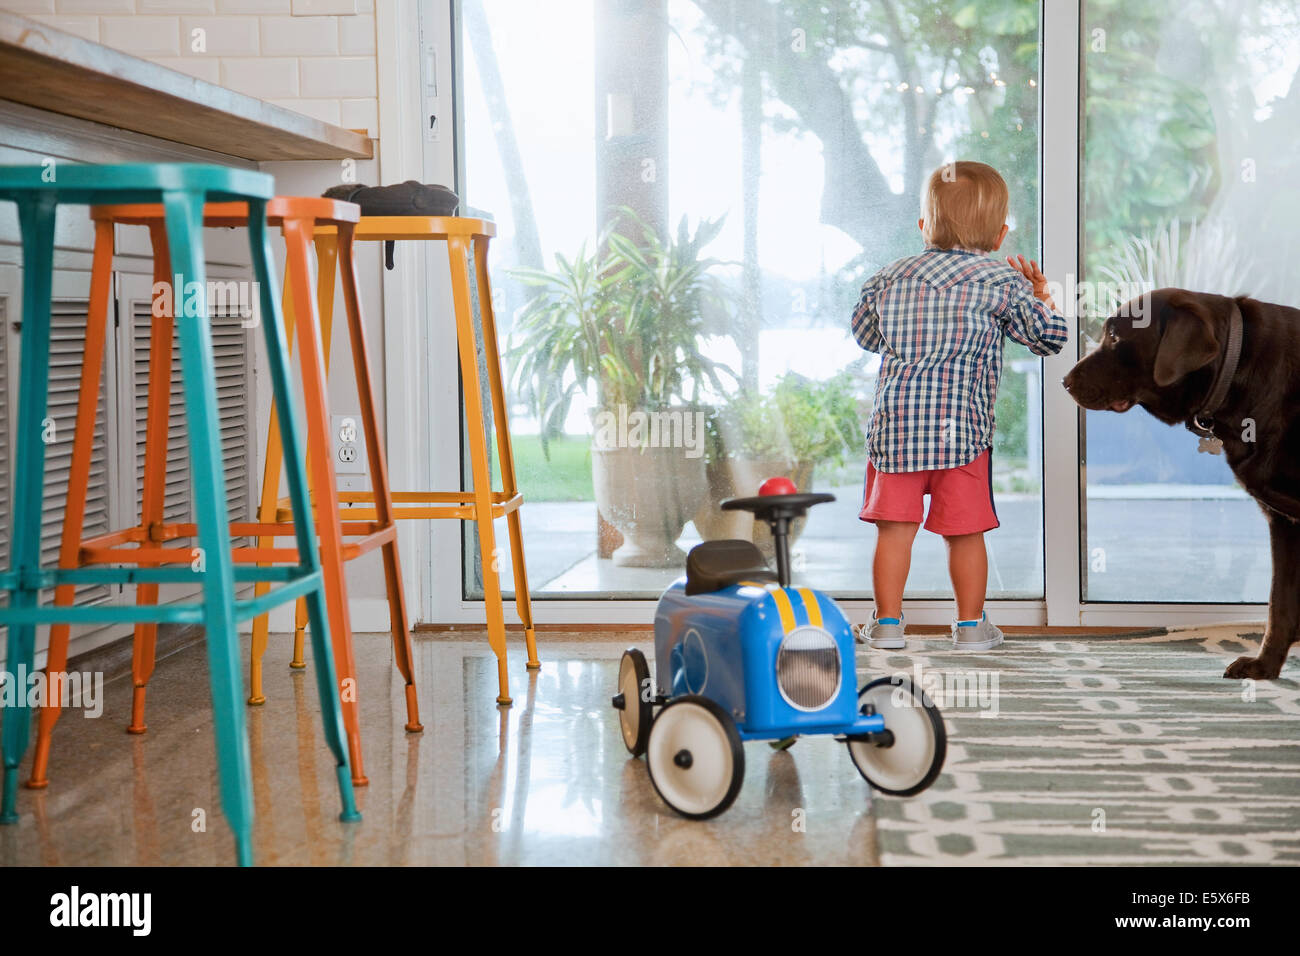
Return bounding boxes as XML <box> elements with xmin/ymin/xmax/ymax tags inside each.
<box><xmin>0</xmin><ymin>10</ymin><xmax>372</xmax><ymax>163</ymax></box>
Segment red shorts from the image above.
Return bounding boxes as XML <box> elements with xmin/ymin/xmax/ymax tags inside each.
<box><xmin>859</xmin><ymin>448</ymin><xmax>999</xmax><ymax>536</ymax></box>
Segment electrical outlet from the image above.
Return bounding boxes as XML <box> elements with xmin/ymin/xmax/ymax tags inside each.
<box><xmin>332</xmin><ymin>414</ymin><xmax>367</xmax><ymax>476</ymax></box>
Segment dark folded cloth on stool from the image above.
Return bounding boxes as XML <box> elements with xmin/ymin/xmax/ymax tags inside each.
<box><xmin>322</xmin><ymin>181</ymin><xmax>459</xmax><ymax>269</ymax></box>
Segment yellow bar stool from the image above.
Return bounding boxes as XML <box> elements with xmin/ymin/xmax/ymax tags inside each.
<box><xmin>265</xmin><ymin>215</ymin><xmax>540</xmax><ymax>705</ymax></box>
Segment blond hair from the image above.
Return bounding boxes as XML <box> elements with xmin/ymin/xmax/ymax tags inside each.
<box><xmin>919</xmin><ymin>161</ymin><xmax>1009</xmax><ymax>252</ymax></box>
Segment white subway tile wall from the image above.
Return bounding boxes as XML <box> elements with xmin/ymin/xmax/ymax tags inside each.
<box><xmin>153</xmin><ymin>53</ymin><xmax>219</xmax><ymax>82</ymax></box>
<box><xmin>29</xmin><ymin>13</ymin><xmax>98</xmax><ymax>39</ymax></box>
<box><xmin>299</xmin><ymin>55</ymin><xmax>376</xmax><ymax>98</ymax></box>
<box><xmin>268</xmin><ymin>96</ymin><xmax>340</xmax><ymax>126</ymax></box>
<box><xmin>215</xmin><ymin>0</ymin><xmax>289</xmax><ymax>12</ymax></box>
<box><xmin>291</xmin><ymin>0</ymin><xmax>355</xmax><ymax>14</ymax></box>
<box><xmin>138</xmin><ymin>0</ymin><xmax>213</xmax><ymax>13</ymax></box>
<box><xmin>12</xmin><ymin>1</ymin><xmax>379</xmax><ymax>136</ymax></box>
<box><xmin>7</xmin><ymin>1</ymin><xmax>57</xmax><ymax>14</ymax></box>
<box><xmin>100</xmin><ymin>14</ymin><xmax>181</xmax><ymax>55</ymax></box>
<box><xmin>259</xmin><ymin>14</ymin><xmax>337</xmax><ymax>56</ymax></box>
<box><xmin>219</xmin><ymin>55</ymin><xmax>299</xmax><ymax>98</ymax></box>
<box><xmin>50</xmin><ymin>1</ymin><xmax>134</xmax><ymax>14</ymax></box>
<box><xmin>181</xmin><ymin>14</ymin><xmax>258</xmax><ymax>55</ymax></box>
<box><xmin>337</xmin><ymin>12</ymin><xmax>373</xmax><ymax>55</ymax></box>
<box><xmin>338</xmin><ymin>96</ymin><xmax>377</xmax><ymax>136</ymax></box>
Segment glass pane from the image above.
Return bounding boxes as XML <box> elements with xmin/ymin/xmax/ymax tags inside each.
<box><xmin>460</xmin><ymin>0</ymin><xmax>1043</xmax><ymax>599</ymax></box>
<box><xmin>1080</xmin><ymin>0</ymin><xmax>1296</xmax><ymax>602</ymax></box>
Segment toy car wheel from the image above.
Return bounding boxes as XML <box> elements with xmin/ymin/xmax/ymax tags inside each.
<box><xmin>614</xmin><ymin>648</ymin><xmax>653</xmax><ymax>756</ymax></box>
<box><xmin>847</xmin><ymin>676</ymin><xmax>946</xmax><ymax>796</ymax></box>
<box><xmin>646</xmin><ymin>695</ymin><xmax>745</xmax><ymax>819</ymax></box>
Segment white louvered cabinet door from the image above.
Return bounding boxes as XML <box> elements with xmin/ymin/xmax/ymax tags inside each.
<box><xmin>43</xmin><ymin>292</ymin><xmax>113</xmax><ymax>606</ymax></box>
<box><xmin>0</xmin><ymin>266</ymin><xmax>114</xmax><ymax>609</ymax></box>
<box><xmin>120</xmin><ymin>272</ymin><xmax>257</xmax><ymax>602</ymax></box>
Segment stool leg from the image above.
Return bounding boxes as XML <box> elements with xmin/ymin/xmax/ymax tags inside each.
<box><xmin>337</xmin><ymin>225</ymin><xmax>422</xmax><ymax>731</ymax></box>
<box><xmin>281</xmin><ymin>216</ymin><xmax>367</xmax><ymax>787</ymax></box>
<box><xmin>448</xmin><ymin>235</ymin><xmax>511</xmax><ymax>705</ymax></box>
<box><xmin>28</xmin><ymin>217</ymin><xmax>115</xmax><ymax>789</ymax></box>
<box><xmin>128</xmin><ymin>221</ymin><xmax>176</xmax><ymax>733</ymax></box>
<box><xmin>473</xmin><ymin>236</ymin><xmax>540</xmax><ymax>670</ymax></box>
<box><xmin>249</xmin><ymin>281</ymin><xmax>296</xmax><ymax>703</ymax></box>
<box><xmin>162</xmin><ymin>190</ymin><xmax>254</xmax><ymax>864</ymax></box>
<box><xmin>1</xmin><ymin>198</ymin><xmax>57</xmax><ymax>824</ymax></box>
<box><xmin>290</xmin><ymin>596</ymin><xmax>308</xmax><ymax>668</ymax></box>
<box><xmin>248</xmin><ymin>205</ymin><xmax>358</xmax><ymax>821</ymax></box>
<box><xmin>288</xmin><ymin>232</ymin><xmax>340</xmax><ymax>674</ymax></box>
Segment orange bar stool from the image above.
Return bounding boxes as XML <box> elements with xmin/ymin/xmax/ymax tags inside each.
<box><xmin>245</xmin><ymin>205</ymin><xmax>421</xmax><ymax>736</ymax></box>
<box><xmin>274</xmin><ymin>215</ymin><xmax>539</xmax><ymax>705</ymax></box>
<box><xmin>28</xmin><ymin>197</ymin><xmax>412</xmax><ymax>790</ymax></box>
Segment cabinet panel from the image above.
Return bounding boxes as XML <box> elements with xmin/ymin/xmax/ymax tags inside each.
<box><xmin>120</xmin><ymin>272</ymin><xmax>256</xmax><ymax>556</ymax></box>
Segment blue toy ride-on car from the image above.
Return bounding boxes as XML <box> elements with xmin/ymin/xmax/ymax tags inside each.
<box><xmin>612</xmin><ymin>491</ymin><xmax>946</xmax><ymax>819</ymax></box>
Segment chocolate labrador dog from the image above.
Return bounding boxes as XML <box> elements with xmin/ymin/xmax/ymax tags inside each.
<box><xmin>1064</xmin><ymin>288</ymin><xmax>1300</xmax><ymax>679</ymax></box>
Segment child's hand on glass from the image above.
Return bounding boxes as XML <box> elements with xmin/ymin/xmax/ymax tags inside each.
<box><xmin>1006</xmin><ymin>254</ymin><xmax>1058</xmax><ymax>312</ymax></box>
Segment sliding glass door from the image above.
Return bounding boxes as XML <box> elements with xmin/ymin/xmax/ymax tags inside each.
<box><xmin>458</xmin><ymin>0</ymin><xmax>1045</xmax><ymax>600</ymax></box>
<box><xmin>1079</xmin><ymin>0</ymin><xmax>1298</xmax><ymax>603</ymax></box>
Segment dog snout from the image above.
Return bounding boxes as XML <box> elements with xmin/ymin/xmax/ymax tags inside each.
<box><xmin>1061</xmin><ymin>362</ymin><xmax>1109</xmax><ymax>410</ymax></box>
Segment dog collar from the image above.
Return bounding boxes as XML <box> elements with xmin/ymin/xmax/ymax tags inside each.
<box><xmin>1190</xmin><ymin>301</ymin><xmax>1243</xmax><ymax>437</ymax></box>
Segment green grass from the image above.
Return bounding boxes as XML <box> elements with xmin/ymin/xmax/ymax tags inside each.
<box><xmin>499</xmin><ymin>434</ymin><xmax>594</xmax><ymax>502</ymax></box>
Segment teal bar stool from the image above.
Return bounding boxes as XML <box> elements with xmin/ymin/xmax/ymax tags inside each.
<box><xmin>0</xmin><ymin>163</ymin><xmax>361</xmax><ymax>866</ymax></box>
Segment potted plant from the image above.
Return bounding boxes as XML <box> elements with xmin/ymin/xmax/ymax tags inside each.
<box><xmin>695</xmin><ymin>369</ymin><xmax>865</xmax><ymax>558</ymax></box>
<box><xmin>510</xmin><ymin>210</ymin><xmax>735</xmax><ymax>567</ymax></box>
<box><xmin>693</xmin><ymin>400</ymin><xmax>799</xmax><ymax>541</ymax></box>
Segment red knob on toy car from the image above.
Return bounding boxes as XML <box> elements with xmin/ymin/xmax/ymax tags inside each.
<box><xmin>758</xmin><ymin>476</ymin><xmax>798</xmax><ymax>496</ymax></box>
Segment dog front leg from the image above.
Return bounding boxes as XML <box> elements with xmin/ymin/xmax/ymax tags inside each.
<box><xmin>1224</xmin><ymin>513</ymin><xmax>1300</xmax><ymax>680</ymax></box>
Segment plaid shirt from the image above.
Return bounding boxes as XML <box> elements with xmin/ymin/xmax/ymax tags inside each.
<box><xmin>851</xmin><ymin>248</ymin><xmax>1068</xmax><ymax>473</ymax></box>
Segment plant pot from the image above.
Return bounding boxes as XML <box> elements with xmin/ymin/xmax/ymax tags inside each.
<box><xmin>592</xmin><ymin>436</ymin><xmax>708</xmax><ymax>568</ymax></box>
<box><xmin>752</xmin><ymin>460</ymin><xmax>814</xmax><ymax>562</ymax></box>
<box><xmin>693</xmin><ymin>455</ymin><xmax>797</xmax><ymax>541</ymax></box>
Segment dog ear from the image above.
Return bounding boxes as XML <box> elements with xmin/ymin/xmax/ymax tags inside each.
<box><xmin>1152</xmin><ymin>292</ymin><xmax>1221</xmax><ymax>387</ymax></box>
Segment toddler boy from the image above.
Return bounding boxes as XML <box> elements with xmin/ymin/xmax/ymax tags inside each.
<box><xmin>851</xmin><ymin>161</ymin><xmax>1067</xmax><ymax>650</ymax></box>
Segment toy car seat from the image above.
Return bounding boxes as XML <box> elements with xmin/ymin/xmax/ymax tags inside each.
<box><xmin>684</xmin><ymin>540</ymin><xmax>777</xmax><ymax>595</ymax></box>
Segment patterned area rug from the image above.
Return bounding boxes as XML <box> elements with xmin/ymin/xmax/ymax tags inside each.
<box><xmin>861</xmin><ymin>625</ymin><xmax>1300</xmax><ymax>865</ymax></box>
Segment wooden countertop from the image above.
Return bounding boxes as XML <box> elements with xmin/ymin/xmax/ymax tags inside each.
<box><xmin>0</xmin><ymin>11</ymin><xmax>373</xmax><ymax>162</ymax></box>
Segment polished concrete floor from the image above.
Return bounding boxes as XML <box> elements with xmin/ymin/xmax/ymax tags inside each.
<box><xmin>0</xmin><ymin>631</ymin><xmax>883</xmax><ymax>866</ymax></box>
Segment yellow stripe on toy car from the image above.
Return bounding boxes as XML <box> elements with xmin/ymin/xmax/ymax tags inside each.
<box><xmin>748</xmin><ymin>584</ymin><xmax>795</xmax><ymax>632</ymax></box>
<box><xmin>768</xmin><ymin>586</ymin><xmax>798</xmax><ymax>632</ymax></box>
<box><xmin>796</xmin><ymin>588</ymin><xmax>823</xmax><ymax>628</ymax></box>
<box><xmin>736</xmin><ymin>581</ymin><xmax>807</xmax><ymax>633</ymax></box>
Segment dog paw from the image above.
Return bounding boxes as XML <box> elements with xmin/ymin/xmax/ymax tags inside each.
<box><xmin>1223</xmin><ymin>655</ymin><xmax>1282</xmax><ymax>680</ymax></box>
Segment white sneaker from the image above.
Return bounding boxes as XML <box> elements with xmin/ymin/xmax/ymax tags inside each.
<box><xmin>952</xmin><ymin>611</ymin><xmax>1003</xmax><ymax>651</ymax></box>
<box><xmin>856</xmin><ymin>613</ymin><xmax>905</xmax><ymax>650</ymax></box>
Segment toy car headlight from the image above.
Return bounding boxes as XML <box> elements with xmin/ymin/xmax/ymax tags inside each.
<box><xmin>775</xmin><ymin>625</ymin><xmax>841</xmax><ymax>711</ymax></box>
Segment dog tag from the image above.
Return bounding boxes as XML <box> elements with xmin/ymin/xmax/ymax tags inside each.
<box><xmin>1197</xmin><ymin>435</ymin><xmax>1224</xmax><ymax>455</ymax></box>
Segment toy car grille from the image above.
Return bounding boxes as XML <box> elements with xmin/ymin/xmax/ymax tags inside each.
<box><xmin>776</xmin><ymin>626</ymin><xmax>841</xmax><ymax>711</ymax></box>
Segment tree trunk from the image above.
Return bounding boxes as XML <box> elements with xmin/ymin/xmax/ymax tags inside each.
<box><xmin>593</xmin><ymin>0</ymin><xmax>669</xmax><ymax>558</ymax></box>
<box><xmin>464</xmin><ymin>0</ymin><xmax>543</xmax><ymax>274</ymax></box>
